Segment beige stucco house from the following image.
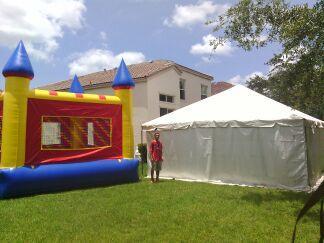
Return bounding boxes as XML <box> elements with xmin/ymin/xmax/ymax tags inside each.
<box><xmin>39</xmin><ymin>60</ymin><xmax>214</xmax><ymax>146</ymax></box>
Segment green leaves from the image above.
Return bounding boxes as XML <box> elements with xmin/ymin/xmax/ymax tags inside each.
<box><xmin>208</xmin><ymin>0</ymin><xmax>324</xmax><ymax>119</ymax></box>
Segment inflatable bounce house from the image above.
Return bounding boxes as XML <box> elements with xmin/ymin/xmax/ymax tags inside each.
<box><xmin>0</xmin><ymin>41</ymin><xmax>139</xmax><ymax>198</ymax></box>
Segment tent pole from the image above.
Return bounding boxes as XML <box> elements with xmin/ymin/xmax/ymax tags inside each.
<box><xmin>303</xmin><ymin>119</ymin><xmax>312</xmax><ymax>188</ymax></box>
<box><xmin>141</xmin><ymin>126</ymin><xmax>144</xmax><ymax>177</ymax></box>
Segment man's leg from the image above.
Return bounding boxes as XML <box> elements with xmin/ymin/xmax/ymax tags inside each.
<box><xmin>156</xmin><ymin>170</ymin><xmax>160</xmax><ymax>182</ymax></box>
<box><xmin>151</xmin><ymin>162</ymin><xmax>155</xmax><ymax>182</ymax></box>
<box><xmin>156</xmin><ymin>162</ymin><xmax>161</xmax><ymax>182</ymax></box>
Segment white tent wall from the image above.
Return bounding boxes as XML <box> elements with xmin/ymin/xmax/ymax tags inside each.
<box><xmin>146</xmin><ymin>123</ymin><xmax>311</xmax><ymax>191</ymax></box>
<box><xmin>143</xmin><ymin>85</ymin><xmax>324</xmax><ymax>191</ymax></box>
<box><xmin>305</xmin><ymin>125</ymin><xmax>324</xmax><ymax>187</ymax></box>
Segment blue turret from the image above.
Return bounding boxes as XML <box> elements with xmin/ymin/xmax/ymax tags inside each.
<box><xmin>112</xmin><ymin>59</ymin><xmax>135</xmax><ymax>89</ymax></box>
<box><xmin>69</xmin><ymin>74</ymin><xmax>84</xmax><ymax>93</ymax></box>
<box><xmin>2</xmin><ymin>41</ymin><xmax>34</xmax><ymax>80</ymax></box>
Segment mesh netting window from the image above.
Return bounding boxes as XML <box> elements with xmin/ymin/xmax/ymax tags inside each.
<box><xmin>41</xmin><ymin>116</ymin><xmax>111</xmax><ymax>150</ymax></box>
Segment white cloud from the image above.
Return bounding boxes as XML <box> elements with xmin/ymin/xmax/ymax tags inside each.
<box><xmin>68</xmin><ymin>49</ymin><xmax>146</xmax><ymax>76</ymax></box>
<box><xmin>257</xmin><ymin>35</ymin><xmax>267</xmax><ymax>42</ymax></box>
<box><xmin>243</xmin><ymin>34</ymin><xmax>268</xmax><ymax>43</ymax></box>
<box><xmin>0</xmin><ymin>0</ymin><xmax>86</xmax><ymax>60</ymax></box>
<box><xmin>201</xmin><ymin>56</ymin><xmax>212</xmax><ymax>63</ymax></box>
<box><xmin>228</xmin><ymin>75</ymin><xmax>242</xmax><ymax>85</ymax></box>
<box><xmin>269</xmin><ymin>46</ymin><xmax>303</xmax><ymax>74</ymax></box>
<box><xmin>99</xmin><ymin>31</ymin><xmax>107</xmax><ymax>41</ymax></box>
<box><xmin>190</xmin><ymin>34</ymin><xmax>234</xmax><ymax>59</ymax></box>
<box><xmin>131</xmin><ymin>0</ymin><xmax>164</xmax><ymax>2</ymax></box>
<box><xmin>164</xmin><ymin>1</ymin><xmax>229</xmax><ymax>28</ymax></box>
<box><xmin>228</xmin><ymin>71</ymin><xmax>265</xmax><ymax>85</ymax></box>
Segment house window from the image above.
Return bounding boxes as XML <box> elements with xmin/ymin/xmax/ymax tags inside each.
<box><xmin>159</xmin><ymin>94</ymin><xmax>174</xmax><ymax>103</ymax></box>
<box><xmin>201</xmin><ymin>84</ymin><xmax>208</xmax><ymax>100</ymax></box>
<box><xmin>179</xmin><ymin>79</ymin><xmax>185</xmax><ymax>100</ymax></box>
<box><xmin>160</xmin><ymin>107</ymin><xmax>174</xmax><ymax>117</ymax></box>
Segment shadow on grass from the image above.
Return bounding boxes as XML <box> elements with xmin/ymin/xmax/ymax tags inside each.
<box><xmin>241</xmin><ymin>191</ymin><xmax>307</xmax><ymax>206</ymax></box>
<box><xmin>241</xmin><ymin>190</ymin><xmax>320</xmax><ymax>221</ymax></box>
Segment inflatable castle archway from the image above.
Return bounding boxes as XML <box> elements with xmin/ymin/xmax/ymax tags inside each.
<box><xmin>0</xmin><ymin>41</ymin><xmax>139</xmax><ymax>198</ymax></box>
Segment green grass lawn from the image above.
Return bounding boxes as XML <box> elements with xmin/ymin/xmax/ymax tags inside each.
<box><xmin>0</xmin><ymin>164</ymin><xmax>319</xmax><ymax>242</ymax></box>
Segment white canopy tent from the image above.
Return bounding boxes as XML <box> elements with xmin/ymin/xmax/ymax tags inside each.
<box><xmin>142</xmin><ymin>85</ymin><xmax>324</xmax><ymax>191</ymax></box>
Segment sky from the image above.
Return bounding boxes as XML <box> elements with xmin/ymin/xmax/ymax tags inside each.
<box><xmin>0</xmin><ymin>0</ymin><xmax>314</xmax><ymax>88</ymax></box>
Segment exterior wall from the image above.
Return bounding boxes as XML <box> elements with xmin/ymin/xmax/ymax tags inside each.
<box><xmin>178</xmin><ymin>70</ymin><xmax>212</xmax><ymax>109</ymax></box>
<box><xmin>147</xmin><ymin>67</ymin><xmax>212</xmax><ymax>120</ymax></box>
<box><xmin>147</xmin><ymin>68</ymin><xmax>180</xmax><ymax>119</ymax></box>
<box><xmin>84</xmin><ymin>68</ymin><xmax>212</xmax><ymax>148</ymax></box>
<box><xmin>85</xmin><ymin>81</ymin><xmax>148</xmax><ymax>147</ymax></box>
<box><xmin>131</xmin><ymin>82</ymin><xmax>149</xmax><ymax>146</ymax></box>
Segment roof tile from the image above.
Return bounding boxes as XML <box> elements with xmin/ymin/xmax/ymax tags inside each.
<box><xmin>211</xmin><ymin>81</ymin><xmax>234</xmax><ymax>95</ymax></box>
<box><xmin>38</xmin><ymin>60</ymin><xmax>213</xmax><ymax>91</ymax></box>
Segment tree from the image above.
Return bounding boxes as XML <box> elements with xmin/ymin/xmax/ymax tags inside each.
<box><xmin>208</xmin><ymin>0</ymin><xmax>324</xmax><ymax>119</ymax></box>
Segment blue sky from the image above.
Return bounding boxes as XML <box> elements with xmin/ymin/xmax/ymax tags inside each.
<box><xmin>0</xmin><ymin>0</ymin><xmax>314</xmax><ymax>88</ymax></box>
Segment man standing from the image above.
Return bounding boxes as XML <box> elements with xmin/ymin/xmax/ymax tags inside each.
<box><xmin>149</xmin><ymin>132</ymin><xmax>163</xmax><ymax>183</ymax></box>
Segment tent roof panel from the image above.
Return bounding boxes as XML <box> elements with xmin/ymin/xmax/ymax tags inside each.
<box><xmin>142</xmin><ymin>85</ymin><xmax>324</xmax><ymax>129</ymax></box>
